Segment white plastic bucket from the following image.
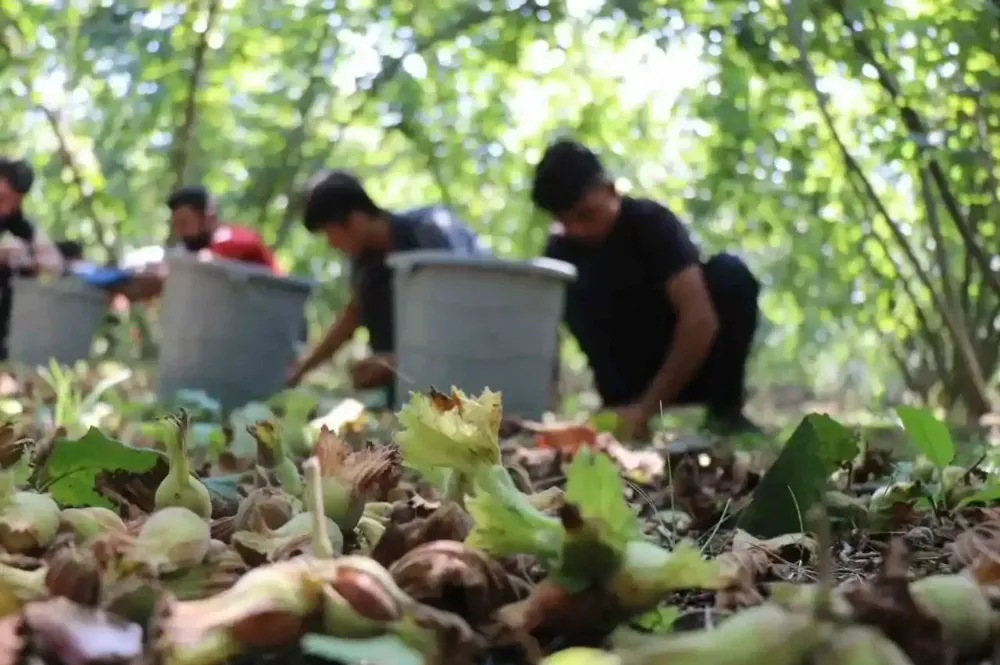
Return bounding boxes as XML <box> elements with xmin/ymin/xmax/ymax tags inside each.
<box><xmin>155</xmin><ymin>255</ymin><xmax>314</xmax><ymax>411</ymax></box>
<box><xmin>387</xmin><ymin>251</ymin><xmax>576</xmax><ymax>419</ymax></box>
<box><xmin>8</xmin><ymin>277</ymin><xmax>108</xmax><ymax>367</ymax></box>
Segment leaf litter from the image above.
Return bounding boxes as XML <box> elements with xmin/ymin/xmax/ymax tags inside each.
<box><xmin>0</xmin><ymin>367</ymin><xmax>995</xmax><ymax>664</ymax></box>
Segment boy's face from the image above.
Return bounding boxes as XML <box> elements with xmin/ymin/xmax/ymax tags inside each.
<box><xmin>555</xmin><ymin>182</ymin><xmax>621</xmax><ymax>244</ymax></box>
<box><xmin>321</xmin><ymin>213</ymin><xmax>370</xmax><ymax>258</ymax></box>
<box><xmin>0</xmin><ymin>177</ymin><xmax>23</xmax><ymax>217</ymax></box>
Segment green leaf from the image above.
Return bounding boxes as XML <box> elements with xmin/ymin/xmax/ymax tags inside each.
<box><xmin>629</xmin><ymin>605</ymin><xmax>681</xmax><ymax>632</ymax></box>
<box><xmin>301</xmin><ymin>633</ymin><xmax>424</xmax><ymax>665</ymax></box>
<box><xmin>738</xmin><ymin>413</ymin><xmax>858</xmax><ymax>538</ymax></box>
<box><xmin>564</xmin><ymin>448</ymin><xmax>642</xmax><ymax>550</ymax></box>
<box><xmin>896</xmin><ymin>406</ymin><xmax>955</xmax><ymax>468</ymax></box>
<box><xmin>43</xmin><ymin>427</ymin><xmax>163</xmax><ymax>508</ymax></box>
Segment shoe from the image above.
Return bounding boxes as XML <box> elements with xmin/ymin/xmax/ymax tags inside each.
<box><xmin>702</xmin><ymin>411</ymin><xmax>763</xmax><ymax>437</ymax></box>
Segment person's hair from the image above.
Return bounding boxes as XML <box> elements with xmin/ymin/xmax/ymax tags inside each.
<box><xmin>55</xmin><ymin>240</ymin><xmax>84</xmax><ymax>261</ymax></box>
<box><xmin>166</xmin><ymin>185</ymin><xmax>211</xmax><ymax>214</ymax></box>
<box><xmin>302</xmin><ymin>169</ymin><xmax>380</xmax><ymax>232</ymax></box>
<box><xmin>0</xmin><ymin>158</ymin><xmax>34</xmax><ymax>195</ymax></box>
<box><xmin>531</xmin><ymin>139</ymin><xmax>609</xmax><ymax>213</ymax></box>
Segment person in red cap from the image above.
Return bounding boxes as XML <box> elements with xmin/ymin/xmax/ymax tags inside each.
<box><xmin>121</xmin><ymin>185</ymin><xmax>277</xmax><ymax>302</ymax></box>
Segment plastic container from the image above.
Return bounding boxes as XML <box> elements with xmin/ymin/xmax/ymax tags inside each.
<box><xmin>387</xmin><ymin>251</ymin><xmax>577</xmax><ymax>419</ymax></box>
<box><xmin>155</xmin><ymin>254</ymin><xmax>314</xmax><ymax>412</ymax></box>
<box><xmin>8</xmin><ymin>277</ymin><xmax>109</xmax><ymax>367</ymax></box>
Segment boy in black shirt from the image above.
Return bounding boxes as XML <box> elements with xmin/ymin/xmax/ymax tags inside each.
<box><xmin>287</xmin><ymin>170</ymin><xmax>484</xmax><ymax>396</ymax></box>
<box><xmin>533</xmin><ymin>140</ymin><xmax>761</xmax><ymax>439</ymax></box>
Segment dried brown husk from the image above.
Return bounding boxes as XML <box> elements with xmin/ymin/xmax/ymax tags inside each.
<box><xmin>44</xmin><ymin>546</ymin><xmax>101</xmax><ymax>606</ymax></box>
<box><xmin>389</xmin><ymin>540</ymin><xmax>530</xmax><ymax>628</ymax></box>
<box><xmin>312</xmin><ymin>426</ymin><xmax>402</xmax><ymax>532</ymax></box>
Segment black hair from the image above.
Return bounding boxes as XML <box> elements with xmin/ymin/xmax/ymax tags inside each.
<box><xmin>55</xmin><ymin>240</ymin><xmax>84</xmax><ymax>261</ymax></box>
<box><xmin>0</xmin><ymin>158</ymin><xmax>34</xmax><ymax>195</ymax></box>
<box><xmin>302</xmin><ymin>169</ymin><xmax>380</xmax><ymax>232</ymax></box>
<box><xmin>166</xmin><ymin>185</ymin><xmax>211</xmax><ymax>214</ymax></box>
<box><xmin>530</xmin><ymin>139</ymin><xmax>608</xmax><ymax>213</ymax></box>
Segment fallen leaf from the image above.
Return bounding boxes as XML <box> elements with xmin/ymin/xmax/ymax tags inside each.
<box><xmin>43</xmin><ymin>428</ymin><xmax>165</xmax><ymax>509</ymax></box>
<box><xmin>842</xmin><ymin>540</ymin><xmax>949</xmax><ymax>665</ymax></box>
<box><xmin>716</xmin><ymin>530</ymin><xmax>816</xmax><ymax>610</ymax></box>
<box><xmin>389</xmin><ymin>540</ymin><xmax>529</xmax><ymax>628</ymax></box>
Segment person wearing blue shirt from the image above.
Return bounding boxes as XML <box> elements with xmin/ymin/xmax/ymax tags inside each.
<box><xmin>287</xmin><ymin>169</ymin><xmax>485</xmax><ymax>399</ymax></box>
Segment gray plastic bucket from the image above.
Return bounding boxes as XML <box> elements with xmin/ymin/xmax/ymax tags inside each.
<box><xmin>155</xmin><ymin>255</ymin><xmax>314</xmax><ymax>411</ymax></box>
<box><xmin>8</xmin><ymin>277</ymin><xmax>108</xmax><ymax>368</ymax></box>
<box><xmin>387</xmin><ymin>251</ymin><xmax>577</xmax><ymax>419</ymax></box>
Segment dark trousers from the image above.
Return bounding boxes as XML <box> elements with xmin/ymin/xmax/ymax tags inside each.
<box><xmin>671</xmin><ymin>253</ymin><xmax>760</xmax><ymax>417</ymax></box>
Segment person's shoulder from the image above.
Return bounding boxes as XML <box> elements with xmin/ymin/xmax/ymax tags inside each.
<box><xmin>4</xmin><ymin>211</ymin><xmax>35</xmax><ymax>240</ymax></box>
<box><xmin>620</xmin><ymin>196</ymin><xmax>681</xmax><ymax>225</ymax></box>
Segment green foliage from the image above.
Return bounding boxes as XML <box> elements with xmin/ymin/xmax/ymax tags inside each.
<box><xmin>738</xmin><ymin>413</ymin><xmax>858</xmax><ymax>538</ymax></box>
<box><xmin>896</xmin><ymin>405</ymin><xmax>956</xmax><ymax>468</ymax></box>
<box><xmin>42</xmin><ymin>427</ymin><xmax>164</xmax><ymax>508</ymax></box>
<box><xmin>3</xmin><ymin>0</ymin><xmax>998</xmax><ymax>412</ymax></box>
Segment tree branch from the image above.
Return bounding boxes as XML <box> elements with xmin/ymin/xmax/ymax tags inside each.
<box><xmin>37</xmin><ymin>105</ymin><xmax>116</xmax><ymax>258</ymax></box>
<box><xmin>168</xmin><ymin>0</ymin><xmax>222</xmax><ymax>190</ymax></box>
<box><xmin>827</xmin><ymin>0</ymin><xmax>1000</xmax><ymax>297</ymax></box>
<box><xmin>270</xmin><ymin>6</ymin><xmax>499</xmax><ymax>251</ymax></box>
<box><xmin>258</xmin><ymin>18</ymin><xmax>335</xmax><ymax>245</ymax></box>
<box><xmin>783</xmin><ymin>0</ymin><xmax>991</xmax><ymax>409</ymax></box>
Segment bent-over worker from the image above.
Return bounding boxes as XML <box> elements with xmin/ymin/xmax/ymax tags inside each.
<box><xmin>532</xmin><ymin>139</ymin><xmax>762</xmax><ymax>440</ymax></box>
<box><xmin>287</xmin><ymin>169</ymin><xmax>485</xmax><ymax>399</ymax></box>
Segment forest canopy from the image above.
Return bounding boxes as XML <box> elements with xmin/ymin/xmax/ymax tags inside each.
<box><xmin>1</xmin><ymin>0</ymin><xmax>998</xmax><ymax>416</ymax></box>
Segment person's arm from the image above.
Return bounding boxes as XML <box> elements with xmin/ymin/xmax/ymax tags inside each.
<box><xmin>638</xmin><ymin>266</ymin><xmax>719</xmax><ymax>414</ymax></box>
<box><xmin>629</xmin><ymin>203</ymin><xmax>719</xmax><ymax>416</ymax></box>
<box><xmin>29</xmin><ymin>228</ymin><xmax>65</xmax><ymax>275</ymax></box>
<box><xmin>295</xmin><ymin>296</ymin><xmax>359</xmax><ymax>377</ymax></box>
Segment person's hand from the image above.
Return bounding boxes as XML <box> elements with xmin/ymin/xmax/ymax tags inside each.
<box><xmin>0</xmin><ymin>245</ymin><xmax>29</xmax><ymax>269</ymax></box>
<box><xmin>351</xmin><ymin>354</ymin><xmax>395</xmax><ymax>390</ymax></box>
<box><xmin>615</xmin><ymin>403</ymin><xmax>654</xmax><ymax>441</ymax></box>
<box><xmin>119</xmin><ymin>272</ymin><xmax>164</xmax><ymax>302</ymax></box>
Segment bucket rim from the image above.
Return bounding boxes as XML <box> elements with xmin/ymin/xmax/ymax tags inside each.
<box><xmin>166</xmin><ymin>253</ymin><xmax>316</xmax><ymax>292</ymax></box>
<box><xmin>386</xmin><ymin>250</ymin><xmax>577</xmax><ymax>282</ymax></box>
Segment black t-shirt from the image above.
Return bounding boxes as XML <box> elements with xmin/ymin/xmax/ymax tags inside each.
<box><xmin>351</xmin><ymin>206</ymin><xmax>483</xmax><ymax>354</ymax></box>
<box><xmin>544</xmin><ymin>197</ymin><xmax>699</xmax><ymax>406</ymax></box>
<box><xmin>0</xmin><ymin>210</ymin><xmax>37</xmax><ymax>354</ymax></box>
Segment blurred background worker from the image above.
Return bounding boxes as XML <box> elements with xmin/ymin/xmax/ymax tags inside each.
<box><xmin>0</xmin><ymin>158</ymin><xmax>64</xmax><ymax>361</ymax></box>
<box><xmin>119</xmin><ymin>184</ymin><xmax>278</xmax><ymax>303</ymax></box>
